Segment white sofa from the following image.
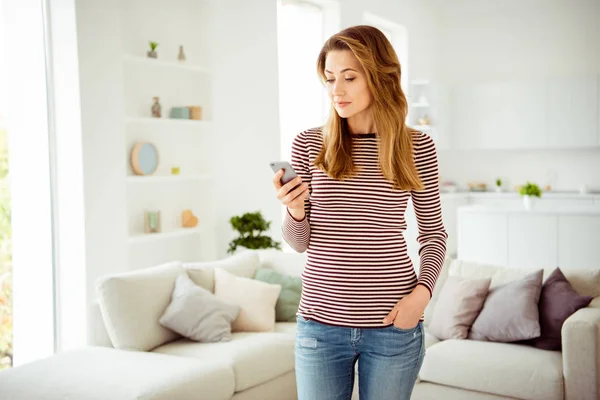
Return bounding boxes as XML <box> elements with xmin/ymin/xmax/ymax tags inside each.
<box><xmin>0</xmin><ymin>250</ymin><xmax>599</xmax><ymax>400</ymax></box>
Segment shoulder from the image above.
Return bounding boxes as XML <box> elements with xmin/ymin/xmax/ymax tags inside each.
<box><xmin>410</xmin><ymin>129</ymin><xmax>436</xmax><ymax>157</ymax></box>
<box><xmin>293</xmin><ymin>127</ymin><xmax>324</xmax><ymax>148</ymax></box>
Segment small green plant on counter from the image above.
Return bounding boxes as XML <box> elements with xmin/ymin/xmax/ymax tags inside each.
<box><xmin>228</xmin><ymin>211</ymin><xmax>282</xmax><ymax>254</ymax></box>
<box><xmin>495</xmin><ymin>178</ymin><xmax>502</xmax><ymax>187</ymax></box>
<box><xmin>149</xmin><ymin>41</ymin><xmax>158</xmax><ymax>51</ymax></box>
<box><xmin>519</xmin><ymin>182</ymin><xmax>542</xmax><ymax>198</ymax></box>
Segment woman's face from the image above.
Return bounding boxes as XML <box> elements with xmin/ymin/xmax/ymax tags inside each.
<box><xmin>324</xmin><ymin>50</ymin><xmax>373</xmax><ymax>120</ymax></box>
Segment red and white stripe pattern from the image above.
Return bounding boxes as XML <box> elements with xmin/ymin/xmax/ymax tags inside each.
<box><xmin>282</xmin><ymin>128</ymin><xmax>448</xmax><ymax>328</ymax></box>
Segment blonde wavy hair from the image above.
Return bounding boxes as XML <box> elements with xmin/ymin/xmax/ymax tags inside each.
<box><xmin>314</xmin><ymin>25</ymin><xmax>424</xmax><ymax>191</ymax></box>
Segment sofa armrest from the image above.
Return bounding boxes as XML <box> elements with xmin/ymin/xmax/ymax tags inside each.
<box><xmin>562</xmin><ymin>298</ymin><xmax>600</xmax><ymax>400</ymax></box>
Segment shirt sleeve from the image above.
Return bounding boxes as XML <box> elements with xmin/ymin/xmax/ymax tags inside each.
<box><xmin>282</xmin><ymin>131</ymin><xmax>312</xmax><ymax>252</ymax></box>
<box><xmin>410</xmin><ymin>133</ymin><xmax>448</xmax><ymax>298</ymax></box>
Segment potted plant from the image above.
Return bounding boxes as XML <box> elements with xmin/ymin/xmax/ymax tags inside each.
<box><xmin>519</xmin><ymin>181</ymin><xmax>542</xmax><ymax>210</ymax></box>
<box><xmin>495</xmin><ymin>178</ymin><xmax>503</xmax><ymax>193</ymax></box>
<box><xmin>227</xmin><ymin>211</ymin><xmax>282</xmax><ymax>254</ymax></box>
<box><xmin>147</xmin><ymin>41</ymin><xmax>158</xmax><ymax>58</ymax></box>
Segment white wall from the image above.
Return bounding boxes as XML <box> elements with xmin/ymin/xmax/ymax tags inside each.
<box><xmin>208</xmin><ymin>0</ymin><xmax>283</xmax><ymax>259</ymax></box>
<box><xmin>75</xmin><ymin>0</ymin><xmax>128</xmax><ymax>344</ymax></box>
<box><xmin>434</xmin><ymin>0</ymin><xmax>600</xmax><ymax>191</ymax></box>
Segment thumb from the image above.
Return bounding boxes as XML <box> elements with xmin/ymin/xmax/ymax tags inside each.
<box><xmin>382</xmin><ymin>307</ymin><xmax>398</xmax><ymax>324</ymax></box>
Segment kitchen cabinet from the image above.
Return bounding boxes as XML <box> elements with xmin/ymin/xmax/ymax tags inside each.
<box><xmin>457</xmin><ymin>205</ymin><xmax>600</xmax><ymax>269</ymax></box>
<box><xmin>558</xmin><ymin>215</ymin><xmax>600</xmax><ymax>269</ymax></box>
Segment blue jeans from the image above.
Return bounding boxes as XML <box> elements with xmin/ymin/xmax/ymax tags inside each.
<box><xmin>295</xmin><ymin>315</ymin><xmax>425</xmax><ymax>400</ymax></box>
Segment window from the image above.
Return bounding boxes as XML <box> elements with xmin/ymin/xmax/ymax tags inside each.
<box><xmin>363</xmin><ymin>13</ymin><xmax>409</xmax><ymax>97</ymax></box>
<box><xmin>277</xmin><ymin>0</ymin><xmax>327</xmax><ymax>160</ymax></box>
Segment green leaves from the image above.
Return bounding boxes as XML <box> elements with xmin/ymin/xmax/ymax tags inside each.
<box><xmin>519</xmin><ymin>181</ymin><xmax>542</xmax><ymax>198</ymax></box>
<box><xmin>149</xmin><ymin>41</ymin><xmax>158</xmax><ymax>51</ymax></box>
<box><xmin>227</xmin><ymin>211</ymin><xmax>281</xmax><ymax>254</ymax></box>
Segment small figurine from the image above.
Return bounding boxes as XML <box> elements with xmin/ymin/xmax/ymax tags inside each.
<box><xmin>418</xmin><ymin>114</ymin><xmax>430</xmax><ymax>126</ymax></box>
<box><xmin>177</xmin><ymin>45</ymin><xmax>186</xmax><ymax>62</ymax></box>
<box><xmin>151</xmin><ymin>97</ymin><xmax>162</xmax><ymax>118</ymax></box>
<box><xmin>181</xmin><ymin>210</ymin><xmax>198</xmax><ymax>228</ymax></box>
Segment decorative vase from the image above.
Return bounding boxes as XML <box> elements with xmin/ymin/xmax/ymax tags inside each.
<box><xmin>495</xmin><ymin>186</ymin><xmax>502</xmax><ymax>193</ymax></box>
<box><xmin>147</xmin><ymin>50</ymin><xmax>157</xmax><ymax>59</ymax></box>
<box><xmin>177</xmin><ymin>45</ymin><xmax>186</xmax><ymax>62</ymax></box>
<box><xmin>151</xmin><ymin>97</ymin><xmax>162</xmax><ymax>118</ymax></box>
<box><xmin>522</xmin><ymin>195</ymin><xmax>537</xmax><ymax>210</ymax></box>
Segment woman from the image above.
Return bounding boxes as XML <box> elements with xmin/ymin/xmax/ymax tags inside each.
<box><xmin>272</xmin><ymin>25</ymin><xmax>448</xmax><ymax>400</ymax></box>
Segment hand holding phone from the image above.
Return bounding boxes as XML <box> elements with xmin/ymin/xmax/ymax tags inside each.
<box><xmin>270</xmin><ymin>161</ymin><xmax>310</xmax><ymax>218</ymax></box>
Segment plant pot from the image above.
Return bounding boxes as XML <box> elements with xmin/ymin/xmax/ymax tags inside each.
<box><xmin>147</xmin><ymin>50</ymin><xmax>157</xmax><ymax>59</ymax></box>
<box><xmin>522</xmin><ymin>195</ymin><xmax>537</xmax><ymax>210</ymax></box>
<box><xmin>495</xmin><ymin>186</ymin><xmax>502</xmax><ymax>193</ymax></box>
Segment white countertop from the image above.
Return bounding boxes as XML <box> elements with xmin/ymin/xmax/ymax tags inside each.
<box><xmin>458</xmin><ymin>204</ymin><xmax>600</xmax><ymax>215</ymax></box>
<box><xmin>441</xmin><ymin>190</ymin><xmax>600</xmax><ymax>200</ymax></box>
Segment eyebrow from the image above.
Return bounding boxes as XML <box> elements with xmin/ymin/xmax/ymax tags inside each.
<box><xmin>325</xmin><ymin>68</ymin><xmax>356</xmax><ymax>74</ymax></box>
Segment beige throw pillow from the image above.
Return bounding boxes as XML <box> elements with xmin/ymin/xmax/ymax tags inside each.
<box><xmin>214</xmin><ymin>268</ymin><xmax>282</xmax><ymax>332</ymax></box>
<box><xmin>428</xmin><ymin>275</ymin><xmax>491</xmax><ymax>340</ymax></box>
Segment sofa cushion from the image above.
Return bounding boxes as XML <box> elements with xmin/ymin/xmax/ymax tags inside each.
<box><xmin>449</xmin><ymin>259</ymin><xmax>600</xmax><ymax>297</ymax></box>
<box><xmin>469</xmin><ymin>269</ymin><xmax>543</xmax><ymax>342</ymax></box>
<box><xmin>0</xmin><ymin>346</ymin><xmax>235</xmax><ymax>400</ymax></box>
<box><xmin>96</xmin><ymin>261</ymin><xmax>183</xmax><ymax>351</ymax></box>
<box><xmin>428</xmin><ymin>275</ymin><xmax>491</xmax><ymax>340</ymax></box>
<box><xmin>159</xmin><ymin>273</ymin><xmax>240</xmax><ymax>342</ymax></box>
<box><xmin>420</xmin><ymin>339</ymin><xmax>563</xmax><ymax>400</ymax></box>
<box><xmin>274</xmin><ymin>322</ymin><xmax>297</xmax><ymax>335</ymax></box>
<box><xmin>214</xmin><ymin>268</ymin><xmax>282</xmax><ymax>332</ymax></box>
<box><xmin>526</xmin><ymin>267</ymin><xmax>593</xmax><ymax>350</ymax></box>
<box><xmin>256</xmin><ymin>249</ymin><xmax>306</xmax><ymax>277</ymax></box>
<box><xmin>184</xmin><ymin>251</ymin><xmax>261</xmax><ymax>292</ymax></box>
<box><xmin>152</xmin><ymin>331</ymin><xmax>295</xmax><ymax>392</ymax></box>
<box><xmin>254</xmin><ymin>268</ymin><xmax>302</xmax><ymax>322</ymax></box>
<box><xmin>424</xmin><ymin>257</ymin><xmax>453</xmax><ymax>327</ymax></box>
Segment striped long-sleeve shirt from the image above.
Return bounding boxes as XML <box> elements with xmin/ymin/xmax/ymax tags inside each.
<box><xmin>282</xmin><ymin>128</ymin><xmax>448</xmax><ymax>328</ymax></box>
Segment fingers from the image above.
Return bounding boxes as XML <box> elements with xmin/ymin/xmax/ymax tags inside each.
<box><xmin>271</xmin><ymin>169</ymin><xmax>285</xmax><ymax>189</ymax></box>
<box><xmin>382</xmin><ymin>307</ymin><xmax>398</xmax><ymax>324</ymax></box>
<box><xmin>280</xmin><ymin>182</ymin><xmax>309</xmax><ymax>205</ymax></box>
<box><xmin>282</xmin><ymin>176</ymin><xmax>303</xmax><ymax>193</ymax></box>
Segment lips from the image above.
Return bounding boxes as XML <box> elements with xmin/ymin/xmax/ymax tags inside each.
<box><xmin>336</xmin><ymin>102</ymin><xmax>351</xmax><ymax>107</ymax></box>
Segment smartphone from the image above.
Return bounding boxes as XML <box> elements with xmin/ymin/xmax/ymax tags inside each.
<box><xmin>269</xmin><ymin>161</ymin><xmax>298</xmax><ymax>185</ymax></box>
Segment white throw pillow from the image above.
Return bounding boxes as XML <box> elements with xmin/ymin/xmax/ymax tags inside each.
<box><xmin>159</xmin><ymin>273</ymin><xmax>240</xmax><ymax>342</ymax></box>
<box><xmin>184</xmin><ymin>251</ymin><xmax>260</xmax><ymax>292</ymax></box>
<box><xmin>214</xmin><ymin>268</ymin><xmax>282</xmax><ymax>332</ymax></box>
<box><xmin>96</xmin><ymin>261</ymin><xmax>183</xmax><ymax>351</ymax></box>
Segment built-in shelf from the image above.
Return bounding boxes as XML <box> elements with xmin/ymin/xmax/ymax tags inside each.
<box><xmin>125</xmin><ymin>116</ymin><xmax>211</xmax><ymax>127</ymax></box>
<box><xmin>122</xmin><ymin>54</ymin><xmax>212</xmax><ymax>74</ymax></box>
<box><xmin>127</xmin><ymin>174</ymin><xmax>212</xmax><ymax>183</ymax></box>
<box><xmin>128</xmin><ymin>227</ymin><xmax>211</xmax><ymax>244</ymax></box>
<box><xmin>414</xmin><ymin>125</ymin><xmax>431</xmax><ymax>131</ymax></box>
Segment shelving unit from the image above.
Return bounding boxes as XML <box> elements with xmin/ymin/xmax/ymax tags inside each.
<box><xmin>128</xmin><ymin>227</ymin><xmax>212</xmax><ymax>244</ymax></box>
<box><xmin>125</xmin><ymin>116</ymin><xmax>212</xmax><ymax>128</ymax></box>
<box><xmin>122</xmin><ymin>54</ymin><xmax>212</xmax><ymax>75</ymax></box>
<box><xmin>121</xmin><ymin>37</ymin><xmax>216</xmax><ymax>268</ymax></box>
<box><xmin>126</xmin><ymin>174</ymin><xmax>212</xmax><ymax>184</ymax></box>
<box><xmin>408</xmin><ymin>79</ymin><xmax>437</xmax><ymax>141</ymax></box>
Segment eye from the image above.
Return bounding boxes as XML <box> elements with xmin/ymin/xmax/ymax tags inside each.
<box><xmin>325</xmin><ymin>79</ymin><xmax>334</xmax><ymax>83</ymax></box>
<box><xmin>345</xmin><ymin>78</ymin><xmax>355</xmax><ymax>82</ymax></box>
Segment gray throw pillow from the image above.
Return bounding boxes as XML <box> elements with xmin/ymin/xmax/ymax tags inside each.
<box><xmin>469</xmin><ymin>269</ymin><xmax>543</xmax><ymax>342</ymax></box>
<box><xmin>159</xmin><ymin>273</ymin><xmax>240</xmax><ymax>343</ymax></box>
<box><xmin>428</xmin><ymin>275</ymin><xmax>492</xmax><ymax>340</ymax></box>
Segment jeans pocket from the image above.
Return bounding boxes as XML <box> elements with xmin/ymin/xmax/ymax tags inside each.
<box><xmin>390</xmin><ymin>321</ymin><xmax>421</xmax><ymax>333</ymax></box>
<box><xmin>296</xmin><ymin>314</ymin><xmax>313</xmax><ymax>324</ymax></box>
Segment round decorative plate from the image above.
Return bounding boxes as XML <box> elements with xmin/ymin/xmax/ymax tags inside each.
<box><xmin>131</xmin><ymin>142</ymin><xmax>159</xmax><ymax>175</ymax></box>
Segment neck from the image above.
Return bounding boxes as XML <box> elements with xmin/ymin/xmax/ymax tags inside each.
<box><xmin>347</xmin><ymin>107</ymin><xmax>377</xmax><ymax>134</ymax></box>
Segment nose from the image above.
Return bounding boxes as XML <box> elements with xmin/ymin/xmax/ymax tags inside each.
<box><xmin>331</xmin><ymin>81</ymin><xmax>345</xmax><ymax>98</ymax></box>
